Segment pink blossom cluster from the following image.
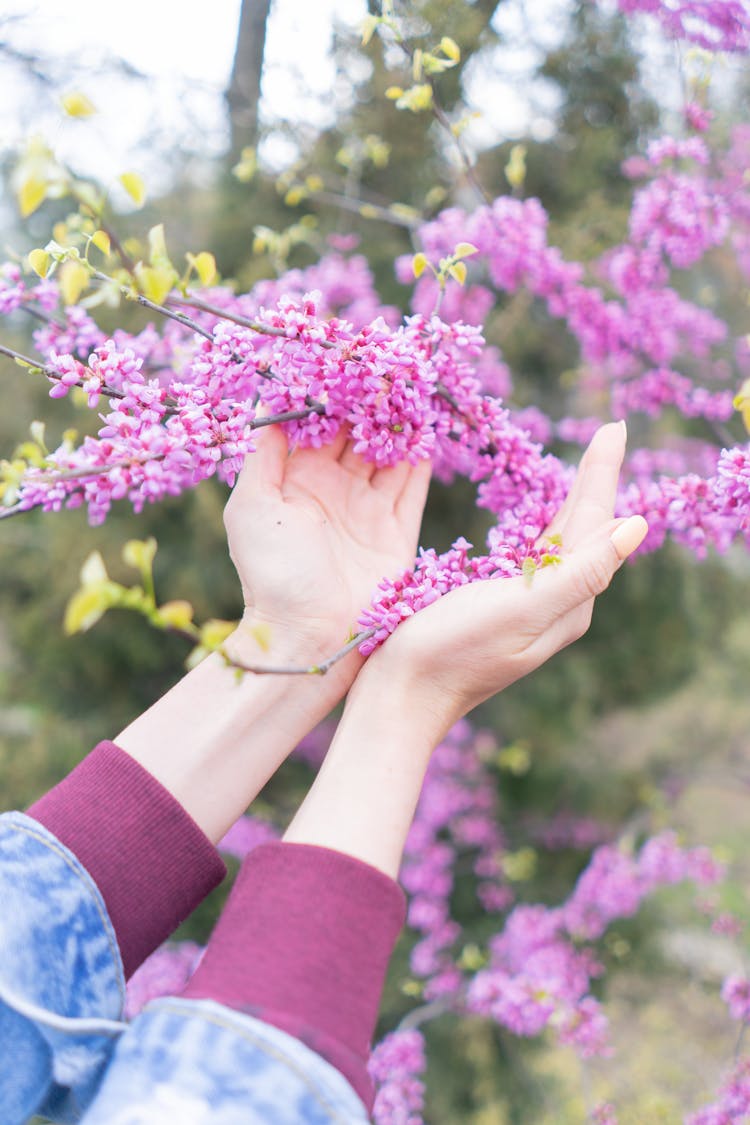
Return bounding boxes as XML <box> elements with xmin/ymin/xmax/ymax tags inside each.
<box><xmin>610</xmin><ymin>0</ymin><xmax>750</xmax><ymax>52</ymax></box>
<box><xmin>722</xmin><ymin>974</ymin><xmax>750</xmax><ymax>1023</ymax></box>
<box><xmin>2</xmin><ymin>113</ymin><xmax>750</xmax><ymax>647</ymax></box>
<box><xmin>523</xmin><ymin>810</ymin><xmax>614</xmax><ymax>851</ymax></box>
<box><xmin>217</xmin><ymin>814</ymin><xmax>279</xmax><ymax>861</ymax></box>
<box><xmin>687</xmin><ymin>1058</ymin><xmax>750</xmax><ymax>1125</ymax></box>
<box><xmin>465</xmin><ymin>832</ymin><xmax>722</xmax><ymax>1056</ymax></box>
<box><xmin>400</xmin><ymin>721</ymin><xmax>510</xmax><ymax>999</ymax></box>
<box><xmin>368</xmin><ymin>1028</ymin><xmax>426</xmax><ymax>1125</ymax></box>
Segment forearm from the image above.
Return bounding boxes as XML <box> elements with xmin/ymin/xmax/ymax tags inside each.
<box><xmin>115</xmin><ymin>620</ymin><xmax>350</xmax><ymax>844</ymax></box>
<box><xmin>283</xmin><ymin>659</ymin><xmax>444</xmax><ymax>878</ymax></box>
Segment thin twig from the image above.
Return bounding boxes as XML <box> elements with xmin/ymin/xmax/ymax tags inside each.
<box><xmin>0</xmin><ymin>341</ymin><xmax>178</xmax><ymax>411</ymax></box>
<box><xmin>221</xmin><ymin>626</ymin><xmax>376</xmax><ymax>676</ymax></box>
<box><xmin>397</xmin><ymin>995</ymin><xmax>456</xmax><ymax>1030</ymax></box>
<box><xmin>90</xmin><ymin>272</ymin><xmax>215</xmax><ymax>343</ymax></box>
<box><xmin>168</xmin><ymin>293</ymin><xmax>335</xmax><ymax>346</ymax></box>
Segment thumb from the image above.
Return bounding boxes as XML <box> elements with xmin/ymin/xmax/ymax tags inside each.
<box><xmin>534</xmin><ymin>514</ymin><xmax>649</xmax><ymax>618</ymax></box>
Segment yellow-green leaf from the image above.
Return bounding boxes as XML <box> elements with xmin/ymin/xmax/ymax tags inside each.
<box><xmin>734</xmin><ymin>378</ymin><xmax>750</xmax><ymax>433</ymax></box>
<box><xmin>505</xmin><ymin>144</ymin><xmax>527</xmax><ymax>190</ymax></box>
<box><xmin>284</xmin><ymin>185</ymin><xmax>307</xmax><ymax>207</ymax></box>
<box><xmin>232</xmin><ymin>146</ymin><xmax>257</xmax><ymax>183</ymax></box>
<box><xmin>157</xmin><ymin>600</ymin><xmax>195</xmax><ymax>630</ymax></box>
<box><xmin>454</xmin><ymin>241</ymin><xmax>478</xmax><ymax>258</ymax></box>
<box><xmin>439</xmin><ymin>36</ymin><xmax>461</xmax><ymax>62</ymax></box>
<box><xmin>18</xmin><ymin>178</ymin><xmax>47</xmax><ymax>218</ymax></box>
<box><xmin>118</xmin><ymin>172</ymin><xmax>146</xmax><ymax>207</ymax></box>
<box><xmin>448</xmin><ymin>261</ymin><xmax>467</xmax><ymax>285</ymax></box>
<box><xmin>122</xmin><ymin>537</ymin><xmax>157</xmax><ymax>573</ymax></box>
<box><xmin>81</xmin><ymin>550</ymin><xmax>108</xmax><ymax>587</ymax></box>
<box><xmin>64</xmin><ymin>586</ymin><xmax>111</xmax><ymax>635</ymax></box>
<box><xmin>522</xmin><ymin>556</ymin><xmax>537</xmax><ymax>585</ymax></box>
<box><xmin>147</xmin><ymin>223</ymin><xmax>171</xmax><ymax>268</ymax></box>
<box><xmin>61</xmin><ymin>91</ymin><xmax>97</xmax><ymax>117</ymax></box>
<box><xmin>28</xmin><ymin>248</ymin><xmax>50</xmax><ymax>278</ymax></box>
<box><xmin>192</xmin><ymin>251</ymin><xmax>217</xmax><ymax>287</ymax></box>
<box><xmin>361</xmin><ymin>13</ymin><xmax>380</xmax><ymax>44</ymax></box>
<box><xmin>412</xmin><ymin>252</ymin><xmax>428</xmax><ymax>278</ymax></box>
<box><xmin>200</xmin><ymin>619</ymin><xmax>236</xmax><ymax>651</ymax></box>
<box><xmin>501</xmin><ymin>847</ymin><xmax>537</xmax><ymax>882</ymax></box>
<box><xmin>91</xmin><ymin>230</ymin><xmax>111</xmax><ymax>255</ymax></box>
<box><xmin>59</xmin><ymin>260</ymin><xmax>91</xmax><ymax>305</ymax></box>
<box><xmin>135</xmin><ymin>263</ymin><xmax>176</xmax><ymax>305</ymax></box>
<box><xmin>385</xmin><ymin>86</ymin><xmax>404</xmax><ymax>100</ymax></box>
<box><xmin>30</xmin><ymin>421</ymin><xmax>47</xmax><ymax>450</ymax></box>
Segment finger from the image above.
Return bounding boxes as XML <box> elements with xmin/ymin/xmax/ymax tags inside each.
<box><xmin>285</xmin><ymin>424</ymin><xmax>348</xmax><ymax>476</ymax></box>
<box><xmin>338</xmin><ymin>439</ymin><xmax>377</xmax><ymax>480</ymax></box>
<box><xmin>395</xmin><ymin>457</ymin><xmax>432</xmax><ymax>537</ymax></box>
<box><xmin>557</xmin><ymin>421</ymin><xmax>627</xmax><ymax>551</ymax></box>
<box><xmin>371</xmin><ymin>457</ymin><xmax>412</xmax><ymax>496</ymax></box>
<box><xmin>296</xmin><ymin>422</ymin><xmax>347</xmax><ymax>462</ymax></box>
<box><xmin>529</xmin><ymin>513</ymin><xmax>648</xmax><ymax>620</ymax></box>
<box><xmin>541</xmin><ymin>450</ymin><xmax>588</xmax><ymax>543</ymax></box>
<box><xmin>233</xmin><ymin>422</ymin><xmax>289</xmax><ymax>501</ymax></box>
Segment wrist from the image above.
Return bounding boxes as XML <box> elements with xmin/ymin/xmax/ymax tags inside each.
<box><xmin>227</xmin><ymin>609</ymin><xmax>349</xmax><ymax>672</ymax></box>
<box><xmin>347</xmin><ymin>641</ymin><xmax>459</xmax><ymax>747</ymax></box>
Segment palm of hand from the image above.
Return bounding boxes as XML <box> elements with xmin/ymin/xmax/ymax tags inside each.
<box><xmin>224</xmin><ymin>426</ymin><xmax>430</xmax><ymax>662</ymax></box>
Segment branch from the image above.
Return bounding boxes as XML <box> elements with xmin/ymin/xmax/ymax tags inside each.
<box><xmin>397</xmin><ymin>994</ymin><xmax>457</xmax><ymax>1030</ymax></box>
<box><xmin>91</xmin><ymin>272</ymin><xmax>215</xmax><ymax>342</ymax></box>
<box><xmin>221</xmin><ymin>626</ymin><xmax>376</xmax><ymax>676</ymax></box>
<box><xmin>168</xmin><ymin>293</ymin><xmax>335</xmax><ymax>345</ymax></box>
<box><xmin>0</xmin><ymin>341</ymin><xmax>180</xmax><ymax>413</ymax></box>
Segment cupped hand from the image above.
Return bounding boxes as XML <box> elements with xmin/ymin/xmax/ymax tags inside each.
<box><xmin>353</xmin><ymin>421</ymin><xmax>647</xmax><ymax>737</ymax></box>
<box><xmin>223</xmin><ymin>422</ymin><xmax>431</xmax><ymax>675</ymax></box>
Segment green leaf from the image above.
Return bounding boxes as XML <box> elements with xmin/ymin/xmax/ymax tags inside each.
<box><xmin>61</xmin><ymin>91</ymin><xmax>97</xmax><ymax>117</ymax></box>
<box><xmin>122</xmin><ymin>537</ymin><xmax>157</xmax><ymax>574</ymax></box>
<box><xmin>80</xmin><ymin>550</ymin><xmax>108</xmax><ymax>587</ymax></box>
<box><xmin>200</xmin><ymin>619</ymin><xmax>236</xmax><ymax>651</ymax></box>
<box><xmin>156</xmin><ymin>600</ymin><xmax>195</xmax><ymax>630</ymax></box>
<box><xmin>27</xmin><ymin>248</ymin><xmax>50</xmax><ymax>278</ymax></box>
<box><xmin>412</xmin><ymin>252</ymin><xmax>428</xmax><ymax>278</ymax></box>
<box><xmin>439</xmin><ymin>36</ymin><xmax>461</xmax><ymax>62</ymax></box>
<box><xmin>59</xmin><ymin>260</ymin><xmax>90</xmax><ymax>305</ymax></box>
<box><xmin>18</xmin><ymin>178</ymin><xmax>47</xmax><ymax>218</ymax></box>
<box><xmin>91</xmin><ymin>230</ymin><xmax>111</xmax><ymax>256</ymax></box>
<box><xmin>118</xmin><ymin>172</ymin><xmax>146</xmax><ymax>207</ymax></box>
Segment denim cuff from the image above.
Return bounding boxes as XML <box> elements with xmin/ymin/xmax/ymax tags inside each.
<box><xmin>82</xmin><ymin>998</ymin><xmax>370</xmax><ymax>1125</ymax></box>
<box><xmin>0</xmin><ymin>812</ymin><xmax>126</xmax><ymax>1123</ymax></box>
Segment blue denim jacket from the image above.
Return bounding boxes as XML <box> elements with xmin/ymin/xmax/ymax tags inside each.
<box><xmin>0</xmin><ymin>812</ymin><xmax>369</xmax><ymax>1124</ymax></box>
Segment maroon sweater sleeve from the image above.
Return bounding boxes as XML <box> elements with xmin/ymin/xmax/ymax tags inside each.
<box><xmin>26</xmin><ymin>740</ymin><xmax>226</xmax><ymax>978</ymax></box>
<box><xmin>181</xmin><ymin>841</ymin><xmax>406</xmax><ymax>1111</ymax></box>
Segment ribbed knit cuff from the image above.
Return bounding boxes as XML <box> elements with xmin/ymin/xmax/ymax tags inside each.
<box><xmin>181</xmin><ymin>841</ymin><xmax>406</xmax><ymax>1111</ymax></box>
<box><xmin>27</xmin><ymin>741</ymin><xmax>226</xmax><ymax>979</ymax></box>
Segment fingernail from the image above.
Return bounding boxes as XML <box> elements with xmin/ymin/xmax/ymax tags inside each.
<box><xmin>610</xmin><ymin>515</ymin><xmax>648</xmax><ymax>559</ymax></box>
<box><xmin>619</xmin><ymin>419</ymin><xmax>627</xmax><ymax>441</ymax></box>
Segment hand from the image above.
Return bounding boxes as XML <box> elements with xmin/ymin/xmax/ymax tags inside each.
<box><xmin>223</xmin><ymin>423</ymin><xmax>431</xmax><ymax>681</ymax></box>
<box><xmin>351</xmin><ymin>422</ymin><xmax>647</xmax><ymax>739</ymax></box>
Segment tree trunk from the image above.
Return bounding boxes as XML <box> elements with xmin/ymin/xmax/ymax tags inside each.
<box><xmin>225</xmin><ymin>0</ymin><xmax>273</xmax><ymax>161</ymax></box>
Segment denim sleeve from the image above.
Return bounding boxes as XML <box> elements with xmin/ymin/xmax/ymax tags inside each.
<box><xmin>0</xmin><ymin>812</ymin><xmax>127</xmax><ymax>1124</ymax></box>
<box><xmin>81</xmin><ymin>999</ymin><xmax>371</xmax><ymax>1125</ymax></box>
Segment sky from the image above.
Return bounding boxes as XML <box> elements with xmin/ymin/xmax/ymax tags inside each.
<box><xmin>0</xmin><ymin>0</ymin><xmax>574</xmax><ymax>190</ymax></box>
<box><xmin>0</xmin><ymin>0</ymin><xmax>371</xmax><ymax>183</ymax></box>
